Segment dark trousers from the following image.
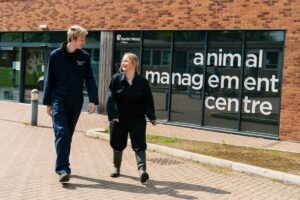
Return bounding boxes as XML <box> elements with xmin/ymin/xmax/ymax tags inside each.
<box><xmin>52</xmin><ymin>102</ymin><xmax>81</xmax><ymax>175</ymax></box>
<box><xmin>110</xmin><ymin>118</ymin><xmax>147</xmax><ymax>152</ymax></box>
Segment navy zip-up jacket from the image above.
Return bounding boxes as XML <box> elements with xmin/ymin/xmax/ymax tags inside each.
<box><xmin>43</xmin><ymin>42</ymin><xmax>99</xmax><ymax>107</ymax></box>
<box><xmin>106</xmin><ymin>72</ymin><xmax>156</xmax><ymax>121</ymax></box>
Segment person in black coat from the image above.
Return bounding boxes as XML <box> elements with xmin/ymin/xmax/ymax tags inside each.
<box><xmin>43</xmin><ymin>25</ymin><xmax>99</xmax><ymax>183</ymax></box>
<box><xmin>107</xmin><ymin>52</ymin><xmax>157</xmax><ymax>183</ymax></box>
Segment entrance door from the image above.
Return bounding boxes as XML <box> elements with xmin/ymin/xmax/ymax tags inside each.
<box><xmin>0</xmin><ymin>47</ymin><xmax>21</xmax><ymax>102</ymax></box>
<box><xmin>23</xmin><ymin>48</ymin><xmax>52</xmax><ymax>103</ymax></box>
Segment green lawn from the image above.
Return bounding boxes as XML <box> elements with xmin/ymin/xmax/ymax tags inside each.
<box><xmin>146</xmin><ymin>134</ymin><xmax>300</xmax><ymax>175</ymax></box>
<box><xmin>101</xmin><ymin>128</ymin><xmax>300</xmax><ymax>175</ymax></box>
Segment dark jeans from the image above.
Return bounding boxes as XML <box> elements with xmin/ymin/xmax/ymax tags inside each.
<box><xmin>52</xmin><ymin>102</ymin><xmax>81</xmax><ymax>175</ymax></box>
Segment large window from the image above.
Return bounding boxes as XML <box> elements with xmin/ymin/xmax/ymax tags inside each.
<box><xmin>240</xmin><ymin>31</ymin><xmax>284</xmax><ymax>136</ymax></box>
<box><xmin>171</xmin><ymin>31</ymin><xmax>206</xmax><ymax>124</ymax></box>
<box><xmin>204</xmin><ymin>31</ymin><xmax>243</xmax><ymax>130</ymax></box>
<box><xmin>24</xmin><ymin>32</ymin><xmax>65</xmax><ymax>43</ymax></box>
<box><xmin>24</xmin><ymin>48</ymin><xmax>52</xmax><ymax>103</ymax></box>
<box><xmin>0</xmin><ymin>32</ymin><xmax>22</xmax><ymax>43</ymax></box>
<box><xmin>142</xmin><ymin>31</ymin><xmax>172</xmax><ymax>120</ymax></box>
<box><xmin>113</xmin><ymin>30</ymin><xmax>285</xmax><ymax>139</ymax></box>
<box><xmin>0</xmin><ymin>47</ymin><xmax>21</xmax><ymax>101</ymax></box>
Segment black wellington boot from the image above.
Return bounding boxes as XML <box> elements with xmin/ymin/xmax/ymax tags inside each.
<box><xmin>135</xmin><ymin>151</ymin><xmax>149</xmax><ymax>183</ymax></box>
<box><xmin>110</xmin><ymin>150</ymin><xmax>123</xmax><ymax>177</ymax></box>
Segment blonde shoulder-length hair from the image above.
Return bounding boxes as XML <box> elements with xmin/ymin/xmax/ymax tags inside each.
<box><xmin>120</xmin><ymin>52</ymin><xmax>140</xmax><ymax>73</ymax></box>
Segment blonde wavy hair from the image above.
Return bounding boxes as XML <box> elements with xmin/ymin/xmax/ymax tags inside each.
<box><xmin>120</xmin><ymin>52</ymin><xmax>139</xmax><ymax>73</ymax></box>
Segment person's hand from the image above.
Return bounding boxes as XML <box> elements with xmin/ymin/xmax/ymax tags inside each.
<box><xmin>46</xmin><ymin>105</ymin><xmax>52</xmax><ymax>117</ymax></box>
<box><xmin>150</xmin><ymin>120</ymin><xmax>158</xmax><ymax>126</ymax></box>
<box><xmin>88</xmin><ymin>103</ymin><xmax>96</xmax><ymax>114</ymax></box>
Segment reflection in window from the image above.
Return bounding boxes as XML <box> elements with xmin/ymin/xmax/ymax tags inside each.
<box><xmin>23</xmin><ymin>31</ymin><xmax>100</xmax><ymax>44</ymax></box>
<box><xmin>204</xmin><ymin>31</ymin><xmax>243</xmax><ymax>130</ymax></box>
<box><xmin>143</xmin><ymin>31</ymin><xmax>172</xmax><ymax>120</ymax></box>
<box><xmin>1</xmin><ymin>50</ymin><xmax>9</xmax><ymax>59</ymax></box>
<box><xmin>170</xmin><ymin>31</ymin><xmax>205</xmax><ymax>124</ymax></box>
<box><xmin>209</xmin><ymin>31</ymin><xmax>243</xmax><ymax>42</ymax></box>
<box><xmin>152</xmin><ymin>50</ymin><xmax>161</xmax><ymax>65</ymax></box>
<box><xmin>86</xmin><ymin>31</ymin><xmax>100</xmax><ymax>44</ymax></box>
<box><xmin>241</xmin><ymin>31</ymin><xmax>284</xmax><ymax>136</ymax></box>
<box><xmin>246</xmin><ymin>31</ymin><xmax>284</xmax><ymax>42</ymax></box>
<box><xmin>24</xmin><ymin>32</ymin><xmax>65</xmax><ymax>43</ymax></box>
<box><xmin>81</xmin><ymin>48</ymin><xmax>100</xmax><ymax>112</ymax></box>
<box><xmin>265</xmin><ymin>51</ymin><xmax>279</xmax><ymax>69</ymax></box>
<box><xmin>0</xmin><ymin>32</ymin><xmax>22</xmax><ymax>42</ymax></box>
<box><xmin>162</xmin><ymin>50</ymin><xmax>171</xmax><ymax>65</ymax></box>
<box><xmin>142</xmin><ymin>50</ymin><xmax>151</xmax><ymax>65</ymax></box>
<box><xmin>0</xmin><ymin>47</ymin><xmax>21</xmax><ymax>101</ymax></box>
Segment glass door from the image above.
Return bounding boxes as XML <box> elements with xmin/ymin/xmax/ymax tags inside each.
<box><xmin>0</xmin><ymin>47</ymin><xmax>21</xmax><ymax>101</ymax></box>
<box><xmin>23</xmin><ymin>48</ymin><xmax>52</xmax><ymax>103</ymax></box>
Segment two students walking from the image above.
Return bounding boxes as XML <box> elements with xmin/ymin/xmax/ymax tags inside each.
<box><xmin>43</xmin><ymin>25</ymin><xmax>157</xmax><ymax>183</ymax></box>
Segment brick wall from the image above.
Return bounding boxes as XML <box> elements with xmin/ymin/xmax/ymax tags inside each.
<box><xmin>0</xmin><ymin>0</ymin><xmax>299</xmax><ymax>141</ymax></box>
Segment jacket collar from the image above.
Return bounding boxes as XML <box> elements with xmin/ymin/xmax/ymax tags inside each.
<box><xmin>120</xmin><ymin>72</ymin><xmax>142</xmax><ymax>84</ymax></box>
<box><xmin>60</xmin><ymin>41</ymin><xmax>80</xmax><ymax>55</ymax></box>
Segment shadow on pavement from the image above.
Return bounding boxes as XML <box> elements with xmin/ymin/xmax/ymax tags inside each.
<box><xmin>62</xmin><ymin>174</ymin><xmax>230</xmax><ymax>199</ymax></box>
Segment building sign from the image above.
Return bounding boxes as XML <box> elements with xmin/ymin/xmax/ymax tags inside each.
<box><xmin>116</xmin><ymin>34</ymin><xmax>140</xmax><ymax>44</ymax></box>
<box><xmin>146</xmin><ymin>49</ymin><xmax>279</xmax><ymax>116</ymax></box>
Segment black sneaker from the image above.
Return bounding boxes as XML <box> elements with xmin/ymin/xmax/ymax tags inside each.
<box><xmin>59</xmin><ymin>172</ymin><xmax>70</xmax><ymax>183</ymax></box>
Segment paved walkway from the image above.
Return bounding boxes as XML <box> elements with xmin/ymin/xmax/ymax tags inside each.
<box><xmin>0</xmin><ymin>101</ymin><xmax>300</xmax><ymax>199</ymax></box>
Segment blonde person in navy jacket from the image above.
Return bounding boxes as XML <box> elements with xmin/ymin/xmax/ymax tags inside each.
<box><xmin>43</xmin><ymin>25</ymin><xmax>99</xmax><ymax>183</ymax></box>
<box><xmin>107</xmin><ymin>53</ymin><xmax>157</xmax><ymax>183</ymax></box>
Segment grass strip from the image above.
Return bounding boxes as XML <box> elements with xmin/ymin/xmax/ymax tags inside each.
<box><xmin>146</xmin><ymin>134</ymin><xmax>300</xmax><ymax>175</ymax></box>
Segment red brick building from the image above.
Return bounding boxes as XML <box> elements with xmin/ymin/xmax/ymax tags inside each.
<box><xmin>0</xmin><ymin>0</ymin><xmax>299</xmax><ymax>141</ymax></box>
